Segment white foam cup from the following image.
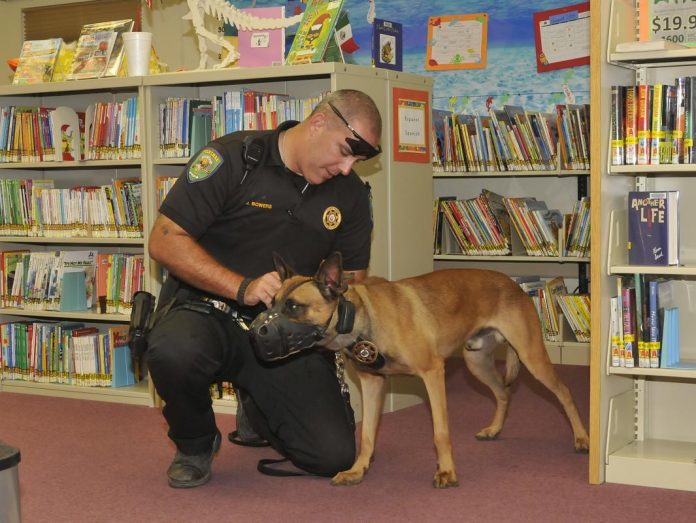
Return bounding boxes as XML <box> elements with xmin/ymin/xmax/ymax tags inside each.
<box><xmin>122</xmin><ymin>32</ymin><xmax>152</xmax><ymax>76</ymax></box>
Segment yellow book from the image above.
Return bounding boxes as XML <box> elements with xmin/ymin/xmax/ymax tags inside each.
<box><xmin>13</xmin><ymin>39</ymin><xmax>62</xmax><ymax>85</ymax></box>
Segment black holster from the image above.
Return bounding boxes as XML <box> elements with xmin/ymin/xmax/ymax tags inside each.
<box><xmin>128</xmin><ymin>290</ymin><xmax>157</xmax><ymax>360</ymax></box>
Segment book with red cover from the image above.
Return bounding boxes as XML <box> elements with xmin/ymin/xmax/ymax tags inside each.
<box><xmin>636</xmin><ymin>83</ymin><xmax>651</xmax><ymax>165</ymax></box>
<box><xmin>624</xmin><ymin>85</ymin><xmax>637</xmax><ymax>165</ymax></box>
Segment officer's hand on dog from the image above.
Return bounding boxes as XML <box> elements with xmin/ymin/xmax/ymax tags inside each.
<box><xmin>241</xmin><ymin>272</ymin><xmax>281</xmax><ymax>308</ymax></box>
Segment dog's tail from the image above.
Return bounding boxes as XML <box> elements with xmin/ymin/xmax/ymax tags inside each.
<box><xmin>504</xmin><ymin>346</ymin><xmax>521</xmax><ymax>388</ymax></box>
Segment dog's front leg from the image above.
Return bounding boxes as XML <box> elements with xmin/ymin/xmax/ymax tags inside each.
<box><xmin>331</xmin><ymin>370</ymin><xmax>386</xmax><ymax>486</ymax></box>
<box><xmin>421</xmin><ymin>363</ymin><xmax>459</xmax><ymax>488</ymax></box>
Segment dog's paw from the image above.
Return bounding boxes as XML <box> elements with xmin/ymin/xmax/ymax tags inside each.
<box><xmin>574</xmin><ymin>436</ymin><xmax>590</xmax><ymax>453</ymax></box>
<box><xmin>432</xmin><ymin>470</ymin><xmax>459</xmax><ymax>489</ymax></box>
<box><xmin>474</xmin><ymin>428</ymin><xmax>500</xmax><ymax>441</ymax></box>
<box><xmin>331</xmin><ymin>470</ymin><xmax>365</xmax><ymax>486</ymax></box>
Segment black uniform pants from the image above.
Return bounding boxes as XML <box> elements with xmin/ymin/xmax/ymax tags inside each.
<box><xmin>146</xmin><ymin>300</ymin><xmax>356</xmax><ymax>477</ymax></box>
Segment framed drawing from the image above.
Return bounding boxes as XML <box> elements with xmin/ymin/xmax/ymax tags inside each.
<box><xmin>426</xmin><ymin>13</ymin><xmax>488</xmax><ymax>71</ymax></box>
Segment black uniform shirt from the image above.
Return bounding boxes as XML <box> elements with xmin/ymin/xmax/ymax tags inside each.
<box><xmin>159</xmin><ymin>120</ymin><xmax>373</xmax><ymax>279</ymax></box>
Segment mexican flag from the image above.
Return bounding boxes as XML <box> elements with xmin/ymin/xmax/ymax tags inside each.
<box><xmin>334</xmin><ymin>10</ymin><xmax>359</xmax><ymax>54</ymax></box>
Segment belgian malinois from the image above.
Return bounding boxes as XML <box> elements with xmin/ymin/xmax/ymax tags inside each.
<box><xmin>251</xmin><ymin>252</ymin><xmax>590</xmax><ymax>488</ymax></box>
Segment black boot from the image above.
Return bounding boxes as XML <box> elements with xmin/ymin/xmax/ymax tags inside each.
<box><xmin>167</xmin><ymin>430</ymin><xmax>221</xmax><ymax>488</ymax></box>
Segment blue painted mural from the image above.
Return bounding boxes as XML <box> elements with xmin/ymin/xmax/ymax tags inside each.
<box><xmin>232</xmin><ymin>0</ymin><xmax>589</xmax><ymax>113</ymax></box>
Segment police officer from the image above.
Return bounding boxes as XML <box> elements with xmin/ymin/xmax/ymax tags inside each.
<box><xmin>146</xmin><ymin>89</ymin><xmax>382</xmax><ymax>488</ymax></box>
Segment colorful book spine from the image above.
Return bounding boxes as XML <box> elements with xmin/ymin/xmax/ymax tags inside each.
<box><xmin>650</xmin><ymin>83</ymin><xmax>663</xmax><ymax>165</ymax></box>
<box><xmin>674</xmin><ymin>77</ymin><xmax>687</xmax><ymax>163</ymax></box>
<box><xmin>648</xmin><ymin>279</ymin><xmax>661</xmax><ymax>368</ymax></box>
<box><xmin>622</xmin><ymin>285</ymin><xmax>635</xmax><ymax>368</ymax></box>
<box><xmin>625</xmin><ymin>86</ymin><xmax>637</xmax><ymax>165</ymax></box>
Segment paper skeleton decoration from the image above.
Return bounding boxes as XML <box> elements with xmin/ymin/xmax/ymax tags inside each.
<box><xmin>182</xmin><ymin>0</ymin><xmax>303</xmax><ymax>69</ymax></box>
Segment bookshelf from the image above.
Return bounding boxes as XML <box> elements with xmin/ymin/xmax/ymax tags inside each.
<box><xmin>433</xmin><ymin>168</ymin><xmax>591</xmax><ymax>366</ymax></box>
<box><xmin>0</xmin><ymin>76</ymin><xmax>152</xmax><ymax>406</ymax></box>
<box><xmin>590</xmin><ymin>0</ymin><xmax>696</xmax><ymax>491</ymax></box>
<box><xmin>0</xmin><ymin>63</ymin><xmax>433</xmax><ymax>419</ymax></box>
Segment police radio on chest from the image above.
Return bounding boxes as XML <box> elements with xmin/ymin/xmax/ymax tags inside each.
<box><xmin>240</xmin><ymin>136</ymin><xmax>265</xmax><ymax>185</ymax></box>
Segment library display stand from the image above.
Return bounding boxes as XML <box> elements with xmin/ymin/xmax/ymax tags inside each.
<box><xmin>591</xmin><ymin>0</ymin><xmax>696</xmax><ymax>491</ymax></box>
<box><xmin>433</xmin><ymin>163</ymin><xmax>591</xmax><ymax>366</ymax></box>
<box><xmin>0</xmin><ymin>64</ymin><xmax>434</xmax><ymax>418</ymax></box>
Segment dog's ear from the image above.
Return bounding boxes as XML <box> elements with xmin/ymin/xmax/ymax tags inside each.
<box><xmin>315</xmin><ymin>252</ymin><xmax>346</xmax><ymax>298</ymax></box>
<box><xmin>272</xmin><ymin>252</ymin><xmax>295</xmax><ymax>281</ymax></box>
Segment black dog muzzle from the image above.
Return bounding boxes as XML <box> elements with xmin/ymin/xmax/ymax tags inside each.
<box><xmin>250</xmin><ymin>310</ymin><xmax>325</xmax><ymax>361</ymax></box>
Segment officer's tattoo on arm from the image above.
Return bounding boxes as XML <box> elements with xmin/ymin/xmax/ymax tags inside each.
<box><xmin>160</xmin><ymin>225</ymin><xmax>170</xmax><ymax>236</ymax></box>
<box><xmin>344</xmin><ymin>272</ymin><xmax>357</xmax><ymax>284</ymax></box>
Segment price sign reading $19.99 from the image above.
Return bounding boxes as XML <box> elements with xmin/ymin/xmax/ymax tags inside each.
<box><xmin>649</xmin><ymin>0</ymin><xmax>696</xmax><ymax>44</ymax></box>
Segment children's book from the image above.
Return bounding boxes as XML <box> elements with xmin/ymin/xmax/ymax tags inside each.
<box><xmin>76</xmin><ymin>19</ymin><xmax>135</xmax><ymax>77</ymax></box>
<box><xmin>69</xmin><ymin>30</ymin><xmax>118</xmax><ymax>80</ymax></box>
<box><xmin>286</xmin><ymin>0</ymin><xmax>345</xmax><ymax>65</ymax></box>
<box><xmin>238</xmin><ymin>6</ymin><xmax>286</xmax><ymax>68</ymax></box>
<box><xmin>13</xmin><ymin>38</ymin><xmax>63</xmax><ymax>85</ymax></box>
<box><xmin>627</xmin><ymin>191</ymin><xmax>680</xmax><ymax>266</ymax></box>
<box><xmin>372</xmin><ymin>19</ymin><xmax>402</xmax><ymax>71</ymax></box>
<box><xmin>50</xmin><ymin>107</ymin><xmax>81</xmax><ymax>161</ymax></box>
<box><xmin>59</xmin><ymin>250</ymin><xmax>97</xmax><ymax>311</ymax></box>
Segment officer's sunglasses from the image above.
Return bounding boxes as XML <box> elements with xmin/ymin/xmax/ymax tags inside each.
<box><xmin>328</xmin><ymin>102</ymin><xmax>382</xmax><ymax>160</ymax></box>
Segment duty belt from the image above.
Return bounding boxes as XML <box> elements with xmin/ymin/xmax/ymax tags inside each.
<box><xmin>200</xmin><ymin>296</ymin><xmax>233</xmax><ymax>314</ymax></box>
<box><xmin>200</xmin><ymin>296</ymin><xmax>250</xmax><ymax>331</ymax></box>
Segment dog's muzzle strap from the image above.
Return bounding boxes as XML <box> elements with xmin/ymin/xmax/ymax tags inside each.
<box><xmin>250</xmin><ymin>311</ymin><xmax>325</xmax><ymax>362</ymax></box>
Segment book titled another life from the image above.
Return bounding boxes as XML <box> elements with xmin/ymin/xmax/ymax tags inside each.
<box><xmin>627</xmin><ymin>190</ymin><xmax>679</xmax><ymax>266</ymax></box>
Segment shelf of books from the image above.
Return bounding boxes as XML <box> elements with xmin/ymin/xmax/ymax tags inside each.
<box><xmin>431</xmin><ymin>101</ymin><xmax>591</xmax><ymax>366</ymax></box>
<box><xmin>593</xmin><ymin>0</ymin><xmax>696</xmax><ymax>492</ymax></box>
<box><xmin>0</xmin><ymin>74</ymin><xmax>151</xmax><ymax>406</ymax></box>
<box><xmin>2</xmin><ymin>62</ymin><xmax>433</xmax><ymax>416</ymax></box>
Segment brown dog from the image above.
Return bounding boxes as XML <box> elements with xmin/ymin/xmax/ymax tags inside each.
<box><xmin>251</xmin><ymin>252</ymin><xmax>590</xmax><ymax>488</ymax></box>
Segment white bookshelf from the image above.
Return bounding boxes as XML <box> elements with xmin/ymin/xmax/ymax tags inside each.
<box><xmin>591</xmin><ymin>0</ymin><xmax>696</xmax><ymax>492</ymax></box>
<box><xmin>0</xmin><ymin>75</ymin><xmax>151</xmax><ymax>406</ymax></box>
<box><xmin>0</xmin><ymin>64</ymin><xmax>434</xmax><ymax>417</ymax></box>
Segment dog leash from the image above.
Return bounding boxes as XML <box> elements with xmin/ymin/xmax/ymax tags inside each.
<box><xmin>257</xmin><ymin>457</ymin><xmax>310</xmax><ymax>477</ymax></box>
<box><xmin>253</xmin><ymin>354</ymin><xmax>353</xmax><ymax>478</ymax></box>
<box><xmin>335</xmin><ymin>352</ymin><xmax>350</xmax><ymax>399</ymax></box>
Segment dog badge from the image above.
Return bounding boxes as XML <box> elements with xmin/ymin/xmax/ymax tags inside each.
<box><xmin>322</xmin><ymin>206</ymin><xmax>342</xmax><ymax>230</ymax></box>
<box><xmin>352</xmin><ymin>340</ymin><xmax>379</xmax><ymax>365</ymax></box>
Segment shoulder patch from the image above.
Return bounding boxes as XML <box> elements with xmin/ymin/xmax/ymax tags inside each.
<box><xmin>188</xmin><ymin>148</ymin><xmax>224</xmax><ymax>182</ymax></box>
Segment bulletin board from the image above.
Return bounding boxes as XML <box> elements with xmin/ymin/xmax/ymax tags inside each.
<box><xmin>426</xmin><ymin>13</ymin><xmax>488</xmax><ymax>71</ymax></box>
<box><xmin>533</xmin><ymin>2</ymin><xmax>590</xmax><ymax>73</ymax></box>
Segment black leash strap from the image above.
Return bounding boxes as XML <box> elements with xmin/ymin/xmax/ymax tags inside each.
<box><xmin>257</xmin><ymin>458</ymin><xmax>310</xmax><ymax>477</ymax></box>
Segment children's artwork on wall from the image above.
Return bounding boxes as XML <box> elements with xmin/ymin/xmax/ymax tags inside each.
<box><xmin>533</xmin><ymin>2</ymin><xmax>590</xmax><ymax>73</ymax></box>
<box><xmin>199</xmin><ymin>1</ymin><xmax>589</xmax><ymax>114</ymax></box>
<box><xmin>425</xmin><ymin>13</ymin><xmax>488</xmax><ymax>70</ymax></box>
